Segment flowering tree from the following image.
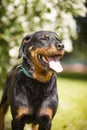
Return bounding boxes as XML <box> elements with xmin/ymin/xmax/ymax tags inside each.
<box><xmin>0</xmin><ymin>0</ymin><xmax>86</xmax><ymax>85</ymax></box>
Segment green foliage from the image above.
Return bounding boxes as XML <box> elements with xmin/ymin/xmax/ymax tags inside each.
<box><xmin>0</xmin><ymin>0</ymin><xmax>86</xmax><ymax>86</ymax></box>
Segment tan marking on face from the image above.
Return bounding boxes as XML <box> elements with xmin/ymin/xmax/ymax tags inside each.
<box><xmin>30</xmin><ymin>44</ymin><xmax>64</xmax><ymax>82</ymax></box>
<box><xmin>45</xmin><ymin>34</ymin><xmax>49</xmax><ymax>38</ymax></box>
<box><xmin>16</xmin><ymin>106</ymin><xmax>32</xmax><ymax>119</ymax></box>
<box><xmin>31</xmin><ymin>48</ymin><xmax>53</xmax><ymax>82</ymax></box>
<box><xmin>39</xmin><ymin>108</ymin><xmax>53</xmax><ymax>119</ymax></box>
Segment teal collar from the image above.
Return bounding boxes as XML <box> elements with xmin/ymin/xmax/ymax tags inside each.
<box><xmin>20</xmin><ymin>64</ymin><xmax>33</xmax><ymax>79</ymax></box>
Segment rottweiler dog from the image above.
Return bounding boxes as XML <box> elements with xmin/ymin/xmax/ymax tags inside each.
<box><xmin>0</xmin><ymin>31</ymin><xmax>64</xmax><ymax>130</ymax></box>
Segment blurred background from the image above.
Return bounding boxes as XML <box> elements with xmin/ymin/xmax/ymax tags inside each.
<box><xmin>0</xmin><ymin>0</ymin><xmax>87</xmax><ymax>130</ymax></box>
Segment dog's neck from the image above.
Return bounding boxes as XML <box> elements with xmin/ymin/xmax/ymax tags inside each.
<box><xmin>33</xmin><ymin>70</ymin><xmax>53</xmax><ymax>82</ymax></box>
<box><xmin>22</xmin><ymin>59</ymin><xmax>34</xmax><ymax>78</ymax></box>
<box><xmin>22</xmin><ymin>61</ymin><xmax>53</xmax><ymax>83</ymax></box>
<box><xmin>20</xmin><ymin>64</ymin><xmax>33</xmax><ymax>79</ymax></box>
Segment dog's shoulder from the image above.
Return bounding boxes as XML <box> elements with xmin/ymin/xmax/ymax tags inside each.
<box><xmin>7</xmin><ymin>65</ymin><xmax>21</xmax><ymax>77</ymax></box>
<box><xmin>5</xmin><ymin>65</ymin><xmax>22</xmax><ymax>85</ymax></box>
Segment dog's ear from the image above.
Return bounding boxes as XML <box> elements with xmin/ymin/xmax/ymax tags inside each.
<box><xmin>18</xmin><ymin>35</ymin><xmax>32</xmax><ymax>58</ymax></box>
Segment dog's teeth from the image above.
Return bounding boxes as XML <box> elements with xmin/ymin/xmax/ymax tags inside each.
<box><xmin>57</xmin><ymin>55</ymin><xmax>60</xmax><ymax>59</ymax></box>
<box><xmin>56</xmin><ymin>55</ymin><xmax>61</xmax><ymax>60</ymax></box>
<box><xmin>42</xmin><ymin>56</ymin><xmax>48</xmax><ymax>63</ymax></box>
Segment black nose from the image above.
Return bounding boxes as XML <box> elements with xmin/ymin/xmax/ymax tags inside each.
<box><xmin>56</xmin><ymin>43</ymin><xmax>64</xmax><ymax>50</ymax></box>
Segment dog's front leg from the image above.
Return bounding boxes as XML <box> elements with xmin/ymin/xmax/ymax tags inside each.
<box><xmin>38</xmin><ymin>115</ymin><xmax>52</xmax><ymax>130</ymax></box>
<box><xmin>38</xmin><ymin>107</ymin><xmax>53</xmax><ymax>130</ymax></box>
<box><xmin>11</xmin><ymin>118</ymin><xmax>25</xmax><ymax>130</ymax></box>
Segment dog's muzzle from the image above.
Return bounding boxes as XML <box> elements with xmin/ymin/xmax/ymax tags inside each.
<box><xmin>56</xmin><ymin>43</ymin><xmax>64</xmax><ymax>50</ymax></box>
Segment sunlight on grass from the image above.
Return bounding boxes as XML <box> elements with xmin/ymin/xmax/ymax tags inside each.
<box><xmin>0</xmin><ymin>78</ymin><xmax>87</xmax><ymax>130</ymax></box>
<box><xmin>52</xmin><ymin>78</ymin><xmax>87</xmax><ymax>130</ymax></box>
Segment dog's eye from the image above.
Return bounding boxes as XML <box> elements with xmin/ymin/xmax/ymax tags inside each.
<box><xmin>40</xmin><ymin>35</ymin><xmax>49</xmax><ymax>41</ymax></box>
<box><xmin>40</xmin><ymin>37</ymin><xmax>47</xmax><ymax>41</ymax></box>
<box><xmin>40</xmin><ymin>37</ymin><xmax>50</xmax><ymax>43</ymax></box>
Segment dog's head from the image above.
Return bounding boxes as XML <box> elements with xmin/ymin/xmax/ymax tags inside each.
<box><xmin>18</xmin><ymin>31</ymin><xmax>64</xmax><ymax>82</ymax></box>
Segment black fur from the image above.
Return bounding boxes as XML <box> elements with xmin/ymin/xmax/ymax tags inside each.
<box><xmin>0</xmin><ymin>31</ymin><xmax>64</xmax><ymax>130</ymax></box>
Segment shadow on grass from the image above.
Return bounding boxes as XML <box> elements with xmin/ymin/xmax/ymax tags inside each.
<box><xmin>59</xmin><ymin>72</ymin><xmax>87</xmax><ymax>81</ymax></box>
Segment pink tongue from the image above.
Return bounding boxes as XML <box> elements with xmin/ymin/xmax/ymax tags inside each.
<box><xmin>49</xmin><ymin>59</ymin><xmax>63</xmax><ymax>73</ymax></box>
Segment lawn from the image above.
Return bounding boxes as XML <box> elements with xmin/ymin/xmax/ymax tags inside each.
<box><xmin>0</xmin><ymin>77</ymin><xmax>87</xmax><ymax>130</ymax></box>
<box><xmin>52</xmin><ymin>78</ymin><xmax>87</xmax><ymax>130</ymax></box>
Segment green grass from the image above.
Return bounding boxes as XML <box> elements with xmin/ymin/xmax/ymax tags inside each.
<box><xmin>0</xmin><ymin>78</ymin><xmax>87</xmax><ymax>130</ymax></box>
<box><xmin>52</xmin><ymin>78</ymin><xmax>87</xmax><ymax>130</ymax></box>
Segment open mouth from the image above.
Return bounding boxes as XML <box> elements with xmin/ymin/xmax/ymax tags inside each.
<box><xmin>38</xmin><ymin>54</ymin><xmax>63</xmax><ymax>73</ymax></box>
